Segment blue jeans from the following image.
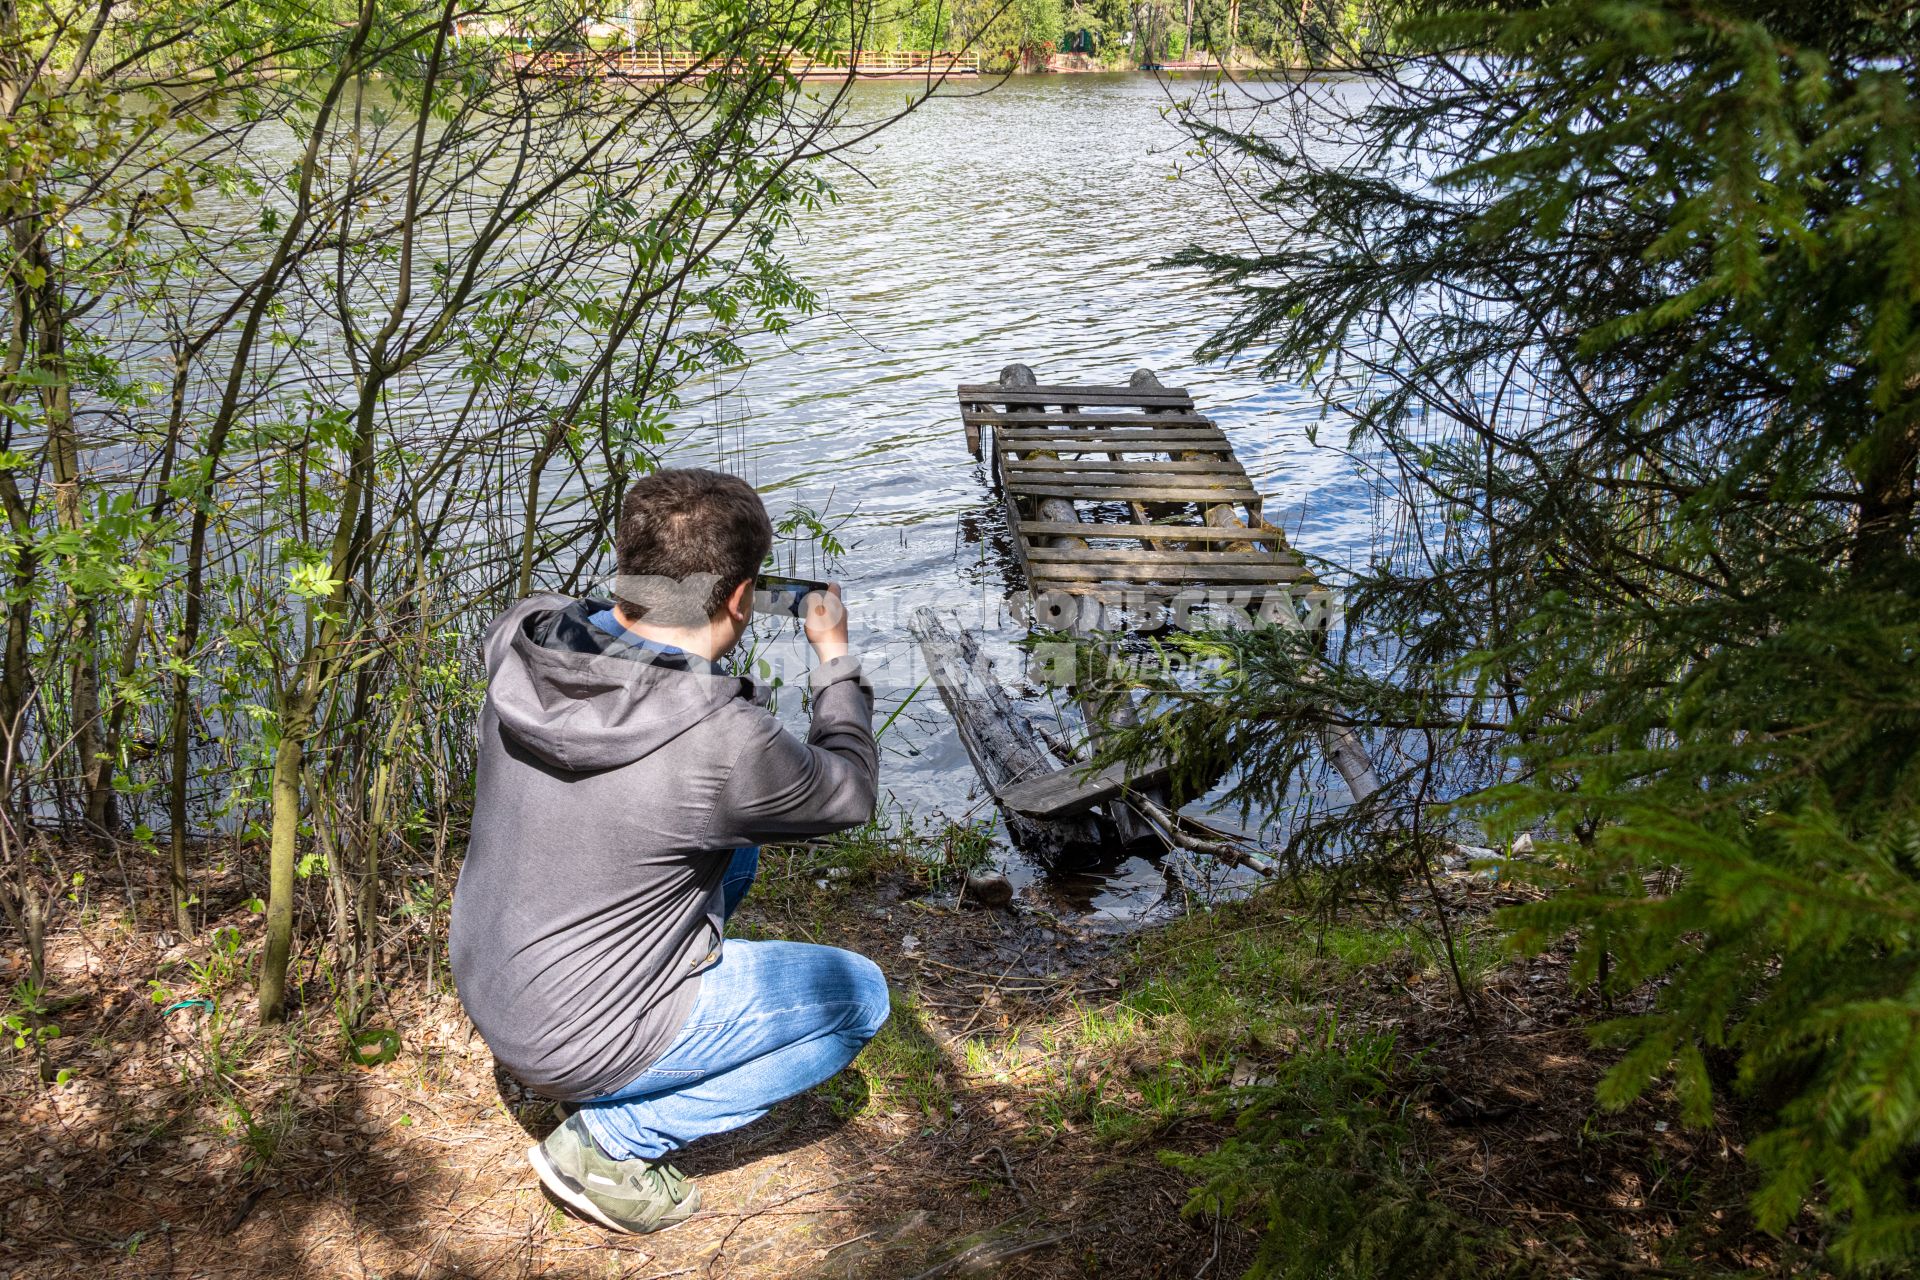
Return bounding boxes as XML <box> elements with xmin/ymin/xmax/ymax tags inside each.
<box><xmin>576</xmin><ymin>846</ymin><xmax>891</xmax><ymax>1161</ymax></box>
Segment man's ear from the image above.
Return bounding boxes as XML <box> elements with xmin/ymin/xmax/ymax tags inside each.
<box><xmin>724</xmin><ymin>577</ymin><xmax>754</xmax><ymax>623</ymax></box>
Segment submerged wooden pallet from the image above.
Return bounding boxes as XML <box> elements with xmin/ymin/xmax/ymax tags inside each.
<box><xmin>959</xmin><ymin>368</ymin><xmax>1315</xmax><ymax>612</ymax></box>
<box><xmin>923</xmin><ymin>368</ymin><xmax>1382</xmax><ymax>850</ymax></box>
<box><xmin>924</xmin><ymin>364</ymin><xmax>1327</xmax><ymax>827</ymax></box>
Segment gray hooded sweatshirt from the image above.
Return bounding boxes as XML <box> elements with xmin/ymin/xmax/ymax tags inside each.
<box><xmin>449</xmin><ymin>594</ymin><xmax>877</xmax><ymax>1100</ymax></box>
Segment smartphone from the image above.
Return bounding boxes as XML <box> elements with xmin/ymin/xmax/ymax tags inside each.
<box><xmin>755</xmin><ymin>573</ymin><xmax>831</xmax><ymax>619</ymax></box>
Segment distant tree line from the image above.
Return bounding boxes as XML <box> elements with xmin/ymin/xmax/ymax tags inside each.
<box><xmin>558</xmin><ymin>0</ymin><xmax>1388</xmax><ymax>70</ymax></box>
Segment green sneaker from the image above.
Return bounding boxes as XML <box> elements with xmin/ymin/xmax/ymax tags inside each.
<box><xmin>528</xmin><ymin>1113</ymin><xmax>700</xmax><ymax>1233</ymax></box>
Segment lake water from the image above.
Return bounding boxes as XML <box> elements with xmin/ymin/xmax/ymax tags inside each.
<box><xmin>656</xmin><ymin>73</ymin><xmax>1376</xmax><ymax>923</ymax></box>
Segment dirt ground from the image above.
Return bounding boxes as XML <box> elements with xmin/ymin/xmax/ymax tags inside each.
<box><xmin>0</xmin><ymin>842</ymin><xmax>1822</xmax><ymax>1279</ymax></box>
<box><xmin>0</xmin><ymin>847</ymin><xmax>1251</xmax><ymax>1280</ymax></box>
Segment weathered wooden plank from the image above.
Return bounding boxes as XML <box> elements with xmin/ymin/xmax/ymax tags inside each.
<box><xmin>908</xmin><ymin>608</ymin><xmax>1103</xmax><ymax>856</ymax></box>
<box><xmin>1018</xmin><ymin>520</ymin><xmax>1281</xmax><ymax>541</ymax></box>
<box><xmin>1004</xmin><ymin>451</ymin><xmax>1236</xmax><ymax>466</ymax></box>
<box><xmin>981</xmin><ymin>422</ymin><xmax>1217</xmax><ymax>438</ymax></box>
<box><xmin>1005</xmin><ymin>481</ymin><xmax>1261</xmax><ymax>501</ymax></box>
<box><xmin>1001</xmin><ymin>449</ymin><xmax>1235</xmax><ymax>465</ymax></box>
<box><xmin>959</xmin><ymin>387</ymin><xmax>1195</xmax><ymax>408</ymax></box>
<box><xmin>1003</xmin><ymin>468</ymin><xmax>1250</xmax><ymax>483</ymax></box>
<box><xmin>1031</xmin><ymin>561</ymin><xmax>1308</xmax><ymax>583</ymax></box>
<box><xmin>998</xmin><ymin>449</ymin><xmax>1221</xmax><ymax>462</ymax></box>
<box><xmin>1001</xmin><ymin>458</ymin><xmax>1249</xmax><ymax>476</ymax></box>
<box><xmin>995</xmin><ymin>754</ymin><xmax>1175</xmax><ymax>818</ymax></box>
<box><xmin>967</xmin><ymin>412</ymin><xmax>1219</xmax><ymax>428</ymax></box>
<box><xmin>1008</xmin><ymin>481</ymin><xmax>1250</xmax><ymax>500</ymax></box>
<box><xmin>994</xmin><ymin>430</ymin><xmax>1230</xmax><ymax>447</ymax></box>
<box><xmin>1027</xmin><ymin>547</ymin><xmax>1298</xmax><ymax>565</ymax></box>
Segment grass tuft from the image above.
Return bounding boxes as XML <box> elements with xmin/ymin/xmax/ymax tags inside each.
<box><xmin>847</xmin><ymin>991</ymin><xmax>949</xmax><ymax>1120</ymax></box>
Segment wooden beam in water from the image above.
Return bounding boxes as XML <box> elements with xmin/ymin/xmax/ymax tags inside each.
<box><xmin>908</xmin><ymin>608</ymin><xmax>1106</xmax><ymax>858</ymax></box>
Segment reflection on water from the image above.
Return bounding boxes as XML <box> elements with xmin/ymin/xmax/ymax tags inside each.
<box><xmin>661</xmin><ymin>74</ymin><xmax>1372</xmax><ymax>922</ymax></box>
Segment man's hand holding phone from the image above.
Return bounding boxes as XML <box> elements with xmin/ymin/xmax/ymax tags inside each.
<box><xmin>802</xmin><ymin>583</ymin><xmax>847</xmax><ymax>663</ymax></box>
<box><xmin>756</xmin><ymin>574</ymin><xmax>848</xmax><ymax>664</ymax></box>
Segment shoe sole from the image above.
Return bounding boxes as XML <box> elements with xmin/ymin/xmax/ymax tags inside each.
<box><xmin>527</xmin><ymin>1141</ymin><xmax>639</xmax><ymax>1233</ymax></box>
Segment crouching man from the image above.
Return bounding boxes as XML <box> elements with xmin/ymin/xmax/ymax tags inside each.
<box><xmin>450</xmin><ymin>468</ymin><xmax>887</xmax><ymax>1234</ymax></box>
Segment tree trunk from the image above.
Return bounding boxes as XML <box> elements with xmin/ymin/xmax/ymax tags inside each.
<box><xmin>257</xmin><ymin>700</ymin><xmax>307</xmax><ymax>1022</ymax></box>
<box><xmin>22</xmin><ymin>225</ymin><xmax>112</xmax><ymax>833</ymax></box>
<box><xmin>1852</xmin><ymin>415</ymin><xmax>1917</xmax><ymax>581</ymax></box>
<box><xmin>353</xmin><ymin>699</ymin><xmax>414</xmax><ymax>1010</ymax></box>
<box><xmin>0</xmin><ymin>468</ymin><xmax>38</xmax><ymax>824</ymax></box>
<box><xmin>516</xmin><ymin>440</ymin><xmax>556</xmax><ymax>598</ymax></box>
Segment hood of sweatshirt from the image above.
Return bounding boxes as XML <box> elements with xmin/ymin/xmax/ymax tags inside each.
<box><xmin>480</xmin><ymin>594</ymin><xmax>765</xmax><ymax>773</ymax></box>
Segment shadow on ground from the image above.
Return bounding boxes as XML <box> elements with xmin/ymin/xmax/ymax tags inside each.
<box><xmin>0</xmin><ymin>851</ymin><xmax>1237</xmax><ymax>1279</ymax></box>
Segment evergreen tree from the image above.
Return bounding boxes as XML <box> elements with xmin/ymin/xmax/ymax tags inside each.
<box><xmin>1132</xmin><ymin>1</ymin><xmax>1920</xmax><ymax>1266</ymax></box>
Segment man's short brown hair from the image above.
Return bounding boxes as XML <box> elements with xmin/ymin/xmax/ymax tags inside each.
<box><xmin>614</xmin><ymin>468</ymin><xmax>772</xmax><ymax>624</ymax></box>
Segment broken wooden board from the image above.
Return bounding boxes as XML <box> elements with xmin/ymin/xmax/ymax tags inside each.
<box><xmin>908</xmin><ymin>607</ymin><xmax>1105</xmax><ymax>858</ymax></box>
<box><xmin>994</xmin><ymin>754</ymin><xmax>1175</xmax><ymax>819</ymax></box>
